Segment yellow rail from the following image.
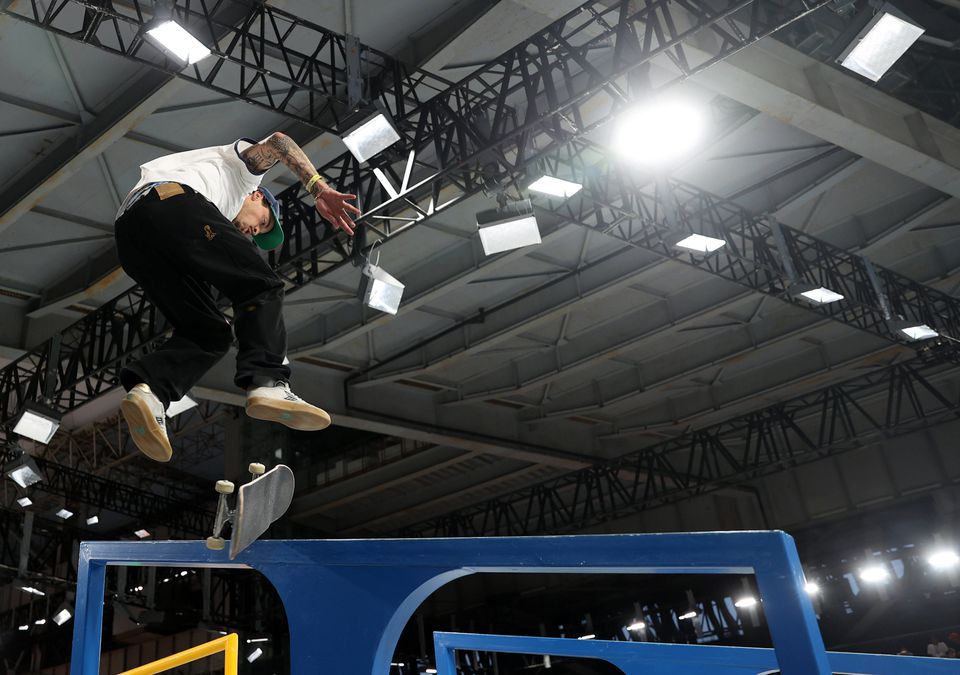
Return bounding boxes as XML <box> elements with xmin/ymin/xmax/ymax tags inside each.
<box><xmin>118</xmin><ymin>633</ymin><xmax>238</xmax><ymax>675</ymax></box>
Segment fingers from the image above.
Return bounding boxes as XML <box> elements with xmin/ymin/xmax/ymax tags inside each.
<box><xmin>344</xmin><ymin>202</ymin><xmax>362</xmax><ymax>216</ymax></box>
<box><xmin>338</xmin><ymin>216</ymin><xmax>355</xmax><ymax>236</ymax></box>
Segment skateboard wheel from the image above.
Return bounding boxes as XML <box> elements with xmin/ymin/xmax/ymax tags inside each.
<box><xmin>248</xmin><ymin>462</ymin><xmax>265</xmax><ymax>475</ymax></box>
<box><xmin>206</xmin><ymin>536</ymin><xmax>225</xmax><ymax>550</ymax></box>
<box><xmin>215</xmin><ymin>480</ymin><xmax>235</xmax><ymax>494</ymax></box>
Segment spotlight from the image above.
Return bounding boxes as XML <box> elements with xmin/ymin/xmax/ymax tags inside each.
<box><xmin>34</xmin><ymin>618</ymin><xmax>46</xmax><ymax>625</ymax></box>
<box><xmin>837</xmin><ymin>4</ymin><xmax>924</xmax><ymax>81</ymax></box>
<box><xmin>576</xmin><ymin>634</ymin><xmax>595</xmax><ymax>640</ymax></box>
<box><xmin>146</xmin><ymin>21</ymin><xmax>212</xmax><ymax>65</ymax></box>
<box><xmin>52</xmin><ymin>604</ymin><xmax>73</xmax><ymax>626</ymax></box>
<box><xmin>55</xmin><ymin>508</ymin><xmax>73</xmax><ymax>520</ymax></box>
<box><xmin>678</xmin><ymin>611</ymin><xmax>698</xmax><ymax>620</ymax></box>
<box><xmin>247</xmin><ymin>648</ymin><xmax>263</xmax><ymax>663</ymax></box>
<box><xmin>476</xmin><ymin>198</ymin><xmax>541</xmax><ymax>255</ymax></box>
<box><xmin>13</xmin><ymin>401</ymin><xmax>61</xmax><ymax>444</ymax></box>
<box><xmin>928</xmin><ymin>549</ymin><xmax>960</xmax><ymax>569</ymax></box>
<box><xmin>86</xmin><ymin>515</ymin><xmax>100</xmax><ymax>526</ymax></box>
<box><xmin>165</xmin><ymin>395</ymin><xmax>198</xmax><ymax>417</ymax></box>
<box><xmin>5</xmin><ymin>454</ymin><xmax>43</xmax><ymax>488</ymax></box>
<box><xmin>134</xmin><ymin>529</ymin><xmax>151</xmax><ymax>539</ymax></box>
<box><xmin>17</xmin><ymin>582</ymin><xmax>45</xmax><ymax>596</ymax></box>
<box><xmin>247</xmin><ymin>637</ymin><xmax>269</xmax><ymax>644</ymax></box>
<box><xmin>528</xmin><ymin>175</ymin><xmax>583</xmax><ymax>198</ymax></box>
<box><xmin>789</xmin><ymin>283</ymin><xmax>844</xmax><ymax>305</ymax></box>
<box><xmin>342</xmin><ymin>111</ymin><xmax>401</xmax><ymax>164</ymax></box>
<box><xmin>17</xmin><ymin>497</ymin><xmax>32</xmax><ymax>508</ymax></box>
<box><xmin>734</xmin><ymin>596</ymin><xmax>758</xmax><ymax>608</ymax></box>
<box><xmin>804</xmin><ymin>581</ymin><xmax>821</xmax><ymax>595</ymax></box>
<box><xmin>859</xmin><ymin>565</ymin><xmax>890</xmax><ymax>583</ymax></box>
<box><xmin>360</xmin><ymin>262</ymin><xmax>405</xmax><ymax>315</ymax></box>
<box><xmin>612</xmin><ymin>99</ymin><xmax>705</xmax><ymax>164</ymax></box>
<box><xmin>18</xmin><ymin>625</ymin><xmax>28</xmax><ymax>631</ymax></box>
<box><xmin>890</xmin><ymin>320</ymin><xmax>938</xmax><ymax>341</ymax></box>
<box><xmin>627</xmin><ymin>621</ymin><xmax>646</xmax><ymax>631</ymax></box>
<box><xmin>672</xmin><ymin>233</ymin><xmax>726</xmax><ymax>254</ymax></box>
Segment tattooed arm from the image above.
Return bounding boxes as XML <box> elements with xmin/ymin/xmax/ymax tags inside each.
<box><xmin>240</xmin><ymin>132</ymin><xmax>361</xmax><ymax>235</ymax></box>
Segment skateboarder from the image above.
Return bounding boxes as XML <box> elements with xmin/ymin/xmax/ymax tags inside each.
<box><xmin>114</xmin><ymin>132</ymin><xmax>360</xmax><ymax>462</ymax></box>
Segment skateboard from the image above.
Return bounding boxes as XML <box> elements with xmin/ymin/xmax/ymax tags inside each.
<box><xmin>206</xmin><ymin>463</ymin><xmax>295</xmax><ymax>560</ymax></box>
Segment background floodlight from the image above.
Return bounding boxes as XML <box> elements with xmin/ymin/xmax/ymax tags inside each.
<box><xmin>928</xmin><ymin>549</ymin><xmax>959</xmax><ymax>569</ymax></box>
<box><xmin>734</xmin><ymin>596</ymin><xmax>758</xmax><ymax>608</ymax></box>
<box><xmin>56</xmin><ymin>508</ymin><xmax>73</xmax><ymax>520</ymax></box>
<box><xmin>17</xmin><ymin>496</ymin><xmax>32</xmax><ymax>507</ymax></box>
<box><xmin>342</xmin><ymin>112</ymin><xmax>401</xmax><ymax>164</ymax></box>
<box><xmin>166</xmin><ymin>395</ymin><xmax>198</xmax><ymax>418</ymax></box>
<box><xmin>612</xmin><ymin>99</ymin><xmax>705</xmax><ymax>164</ymax></box>
<box><xmin>5</xmin><ymin>454</ymin><xmax>44</xmax><ymax>488</ymax></box>
<box><xmin>804</xmin><ymin>581</ymin><xmax>820</xmax><ymax>595</ymax></box>
<box><xmin>146</xmin><ymin>21</ymin><xmax>212</xmax><ymax>64</ymax></box>
<box><xmin>476</xmin><ymin>199</ymin><xmax>542</xmax><ymax>255</ymax></box>
<box><xmin>52</xmin><ymin>605</ymin><xmax>72</xmax><ymax>625</ymax></box>
<box><xmin>13</xmin><ymin>402</ymin><xmax>61</xmax><ymax>444</ymax></box>
<box><xmin>859</xmin><ymin>565</ymin><xmax>889</xmax><ymax>583</ymax></box>
<box><xmin>247</xmin><ymin>648</ymin><xmax>264</xmax><ymax>663</ymax></box>
<box><xmin>134</xmin><ymin>529</ymin><xmax>151</xmax><ymax>539</ymax></box>
<box><xmin>838</xmin><ymin>7</ymin><xmax>924</xmax><ymax>82</ymax></box>
<box><xmin>627</xmin><ymin>621</ymin><xmax>646</xmax><ymax>631</ymax></box>
<box><xmin>528</xmin><ymin>176</ymin><xmax>583</xmax><ymax>198</ymax></box>
<box><xmin>361</xmin><ymin>263</ymin><xmax>405</xmax><ymax>315</ymax></box>
<box><xmin>86</xmin><ymin>515</ymin><xmax>100</xmax><ymax>525</ymax></box>
<box><xmin>897</xmin><ymin>322</ymin><xmax>938</xmax><ymax>341</ymax></box>
<box><xmin>678</xmin><ymin>611</ymin><xmax>698</xmax><ymax>620</ymax></box>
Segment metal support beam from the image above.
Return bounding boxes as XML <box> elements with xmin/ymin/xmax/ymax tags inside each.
<box><xmin>405</xmin><ymin>358</ymin><xmax>960</xmax><ymax>536</ymax></box>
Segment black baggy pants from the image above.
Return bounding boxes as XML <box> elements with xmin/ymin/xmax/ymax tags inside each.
<box><xmin>114</xmin><ymin>183</ymin><xmax>291</xmax><ymax>409</ymax></box>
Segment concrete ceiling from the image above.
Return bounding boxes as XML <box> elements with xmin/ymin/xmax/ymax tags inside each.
<box><xmin>1</xmin><ymin>0</ymin><xmax>959</xmax><ymax>538</ymax></box>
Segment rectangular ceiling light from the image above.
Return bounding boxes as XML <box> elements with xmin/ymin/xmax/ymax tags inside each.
<box><xmin>17</xmin><ymin>497</ymin><xmax>32</xmax><ymax>507</ymax></box>
<box><xmin>674</xmin><ymin>233</ymin><xmax>726</xmax><ymax>254</ymax></box>
<box><xmin>5</xmin><ymin>455</ymin><xmax>44</xmax><ymax>488</ymax></box>
<box><xmin>13</xmin><ymin>403</ymin><xmax>61</xmax><ymax>444</ymax></box>
<box><xmin>342</xmin><ymin>113</ymin><xmax>401</xmax><ymax>164</ymax></box>
<box><xmin>52</xmin><ymin>608</ymin><xmax>72</xmax><ymax>625</ymax></box>
<box><xmin>134</xmin><ymin>529</ymin><xmax>151</xmax><ymax>539</ymax></box>
<box><xmin>476</xmin><ymin>199</ymin><xmax>542</xmax><ymax>256</ymax></box>
<box><xmin>361</xmin><ymin>263</ymin><xmax>405</xmax><ymax>315</ymax></box>
<box><xmin>55</xmin><ymin>508</ymin><xmax>73</xmax><ymax>520</ymax></box>
<box><xmin>899</xmin><ymin>323</ymin><xmax>938</xmax><ymax>341</ymax></box>
<box><xmin>86</xmin><ymin>515</ymin><xmax>100</xmax><ymax>525</ymax></box>
<box><xmin>147</xmin><ymin>21</ymin><xmax>212</xmax><ymax>65</ymax></box>
<box><xmin>799</xmin><ymin>287</ymin><xmax>844</xmax><ymax>304</ymax></box>
<box><xmin>528</xmin><ymin>175</ymin><xmax>583</xmax><ymax>198</ymax></box>
<box><xmin>838</xmin><ymin>8</ymin><xmax>924</xmax><ymax>81</ymax></box>
<box><xmin>166</xmin><ymin>395</ymin><xmax>198</xmax><ymax>418</ymax></box>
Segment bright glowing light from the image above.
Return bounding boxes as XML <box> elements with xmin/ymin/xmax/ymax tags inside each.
<box><xmin>361</xmin><ymin>263</ymin><xmax>405</xmax><ymax>315</ymax></box>
<box><xmin>804</xmin><ymin>581</ymin><xmax>820</xmax><ymax>595</ymax></box>
<box><xmin>18</xmin><ymin>625</ymin><xmax>28</xmax><ymax>631</ymax></box>
<box><xmin>627</xmin><ymin>621</ymin><xmax>646</xmax><ymax>631</ymax></box>
<box><xmin>13</xmin><ymin>408</ymin><xmax>59</xmax><ymax>444</ymax></box>
<box><xmin>799</xmin><ymin>287</ymin><xmax>844</xmax><ymax>304</ymax></box>
<box><xmin>247</xmin><ymin>637</ymin><xmax>269</xmax><ymax>643</ymax></box>
<box><xmin>247</xmin><ymin>648</ymin><xmax>263</xmax><ymax>663</ymax></box>
<box><xmin>19</xmin><ymin>585</ymin><xmax>45</xmax><ymax>596</ymax></box>
<box><xmin>528</xmin><ymin>176</ymin><xmax>583</xmax><ymax>198</ymax></box>
<box><xmin>577</xmin><ymin>634</ymin><xmax>596</xmax><ymax>640</ymax></box>
<box><xmin>928</xmin><ymin>550</ymin><xmax>960</xmax><ymax>569</ymax></box>
<box><xmin>674</xmin><ymin>233</ymin><xmax>726</xmax><ymax>253</ymax></box>
<box><xmin>900</xmin><ymin>324</ymin><xmax>938</xmax><ymax>341</ymax></box>
<box><xmin>478</xmin><ymin>216</ymin><xmax>542</xmax><ymax>255</ymax></box>
<box><xmin>134</xmin><ymin>529</ymin><xmax>151</xmax><ymax>539</ymax></box>
<box><xmin>612</xmin><ymin>99</ymin><xmax>705</xmax><ymax>164</ymax></box>
<box><xmin>17</xmin><ymin>497</ymin><xmax>32</xmax><ymax>507</ymax></box>
<box><xmin>52</xmin><ymin>608</ymin><xmax>72</xmax><ymax>625</ymax></box>
<box><xmin>839</xmin><ymin>11</ymin><xmax>924</xmax><ymax>82</ymax></box>
<box><xmin>734</xmin><ymin>596</ymin><xmax>758</xmax><ymax>608</ymax></box>
<box><xmin>426</xmin><ymin>670</ymin><xmax>438</xmax><ymax>674</ymax></box>
<box><xmin>678</xmin><ymin>611</ymin><xmax>698</xmax><ymax>620</ymax></box>
<box><xmin>86</xmin><ymin>515</ymin><xmax>99</xmax><ymax>525</ymax></box>
<box><xmin>147</xmin><ymin>21</ymin><xmax>212</xmax><ymax>64</ymax></box>
<box><xmin>34</xmin><ymin>618</ymin><xmax>46</xmax><ymax>625</ymax></box>
<box><xmin>342</xmin><ymin>113</ymin><xmax>401</xmax><ymax>163</ymax></box>
<box><xmin>859</xmin><ymin>565</ymin><xmax>890</xmax><ymax>583</ymax></box>
<box><xmin>55</xmin><ymin>508</ymin><xmax>73</xmax><ymax>520</ymax></box>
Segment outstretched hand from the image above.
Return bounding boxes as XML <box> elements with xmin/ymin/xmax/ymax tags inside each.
<box><xmin>315</xmin><ymin>187</ymin><xmax>361</xmax><ymax>236</ymax></box>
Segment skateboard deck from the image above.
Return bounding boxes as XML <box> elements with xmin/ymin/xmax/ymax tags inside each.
<box><xmin>207</xmin><ymin>463</ymin><xmax>295</xmax><ymax>560</ymax></box>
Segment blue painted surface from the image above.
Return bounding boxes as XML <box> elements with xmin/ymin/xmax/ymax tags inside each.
<box><xmin>68</xmin><ymin>531</ymin><xmax>893</xmax><ymax>675</ymax></box>
<box><xmin>434</xmin><ymin>632</ymin><xmax>960</xmax><ymax>674</ymax></box>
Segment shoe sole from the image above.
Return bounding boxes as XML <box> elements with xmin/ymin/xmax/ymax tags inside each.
<box><xmin>120</xmin><ymin>396</ymin><xmax>173</xmax><ymax>462</ymax></box>
<box><xmin>246</xmin><ymin>397</ymin><xmax>332</xmax><ymax>431</ymax></box>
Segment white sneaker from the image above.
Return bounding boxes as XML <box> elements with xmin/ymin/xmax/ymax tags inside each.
<box><xmin>120</xmin><ymin>383</ymin><xmax>173</xmax><ymax>462</ymax></box>
<box><xmin>245</xmin><ymin>380</ymin><xmax>331</xmax><ymax>431</ymax></box>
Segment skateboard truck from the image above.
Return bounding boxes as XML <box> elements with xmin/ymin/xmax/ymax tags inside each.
<box><xmin>207</xmin><ymin>462</ymin><xmax>295</xmax><ymax>559</ymax></box>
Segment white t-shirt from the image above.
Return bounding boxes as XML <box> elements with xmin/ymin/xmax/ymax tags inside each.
<box><xmin>120</xmin><ymin>137</ymin><xmax>270</xmax><ymax>220</ymax></box>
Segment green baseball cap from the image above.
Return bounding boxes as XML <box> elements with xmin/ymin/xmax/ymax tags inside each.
<box><xmin>253</xmin><ymin>187</ymin><xmax>284</xmax><ymax>251</ymax></box>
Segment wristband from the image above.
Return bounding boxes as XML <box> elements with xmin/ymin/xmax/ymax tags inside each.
<box><xmin>305</xmin><ymin>174</ymin><xmax>322</xmax><ymax>194</ymax></box>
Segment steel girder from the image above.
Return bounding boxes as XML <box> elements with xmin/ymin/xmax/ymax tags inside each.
<box><xmin>0</xmin><ymin>0</ymin><xmax>453</xmax><ymax>132</ymax></box>
<box><xmin>0</xmin><ymin>0</ymin><xmax>829</xmax><ymax>431</ymax></box>
<box><xmin>402</xmin><ymin>358</ymin><xmax>960</xmax><ymax>536</ymax></box>
<box><xmin>0</xmin><ymin>449</ymin><xmax>213</xmax><ymax>536</ymax></box>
